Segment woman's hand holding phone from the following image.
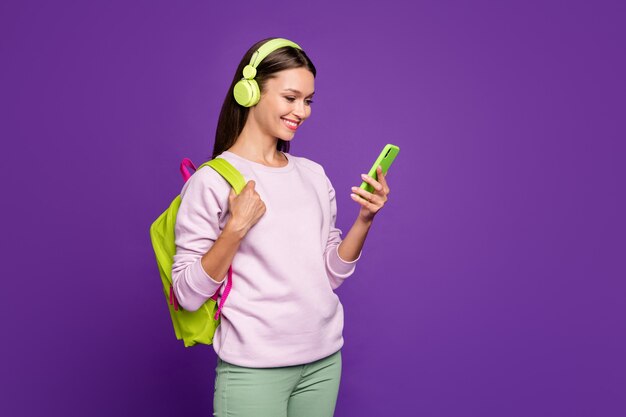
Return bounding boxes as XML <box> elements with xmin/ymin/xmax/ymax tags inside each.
<box><xmin>350</xmin><ymin>144</ymin><xmax>399</xmax><ymax>222</ymax></box>
<box><xmin>351</xmin><ymin>166</ymin><xmax>390</xmax><ymax>221</ymax></box>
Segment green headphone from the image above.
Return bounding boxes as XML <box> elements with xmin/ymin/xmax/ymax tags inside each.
<box><xmin>233</xmin><ymin>38</ymin><xmax>302</xmax><ymax>107</ymax></box>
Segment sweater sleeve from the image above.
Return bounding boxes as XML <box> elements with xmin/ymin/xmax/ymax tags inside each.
<box><xmin>323</xmin><ymin>175</ymin><xmax>362</xmax><ymax>290</ymax></box>
<box><xmin>171</xmin><ymin>168</ymin><xmax>228</xmax><ymax>311</ymax></box>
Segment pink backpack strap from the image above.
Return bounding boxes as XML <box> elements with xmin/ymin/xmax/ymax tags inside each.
<box><xmin>180</xmin><ymin>158</ymin><xmax>197</xmax><ymax>182</ymax></box>
<box><xmin>169</xmin><ymin>284</ymin><xmax>179</xmax><ymax>311</ymax></box>
<box><xmin>212</xmin><ymin>265</ymin><xmax>233</xmax><ymax>320</ymax></box>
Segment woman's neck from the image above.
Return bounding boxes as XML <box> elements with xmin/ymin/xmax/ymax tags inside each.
<box><xmin>227</xmin><ymin>139</ymin><xmax>288</xmax><ymax>168</ymax></box>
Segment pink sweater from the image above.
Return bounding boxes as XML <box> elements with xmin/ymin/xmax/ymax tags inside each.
<box><xmin>172</xmin><ymin>151</ymin><xmax>362</xmax><ymax>368</ymax></box>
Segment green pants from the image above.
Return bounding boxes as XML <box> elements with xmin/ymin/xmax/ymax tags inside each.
<box><xmin>213</xmin><ymin>349</ymin><xmax>342</xmax><ymax>417</ymax></box>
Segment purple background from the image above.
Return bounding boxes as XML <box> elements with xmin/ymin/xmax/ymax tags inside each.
<box><xmin>2</xmin><ymin>0</ymin><xmax>624</xmax><ymax>416</ymax></box>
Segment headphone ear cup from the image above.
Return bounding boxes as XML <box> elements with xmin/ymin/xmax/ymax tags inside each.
<box><xmin>233</xmin><ymin>79</ymin><xmax>260</xmax><ymax>107</ymax></box>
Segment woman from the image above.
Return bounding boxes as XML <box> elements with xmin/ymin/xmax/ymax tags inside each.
<box><xmin>172</xmin><ymin>37</ymin><xmax>390</xmax><ymax>417</ymax></box>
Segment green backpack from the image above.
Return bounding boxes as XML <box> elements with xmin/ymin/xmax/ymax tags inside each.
<box><xmin>149</xmin><ymin>157</ymin><xmax>246</xmax><ymax>347</ymax></box>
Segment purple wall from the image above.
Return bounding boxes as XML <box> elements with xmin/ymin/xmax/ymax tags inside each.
<box><xmin>2</xmin><ymin>0</ymin><xmax>624</xmax><ymax>416</ymax></box>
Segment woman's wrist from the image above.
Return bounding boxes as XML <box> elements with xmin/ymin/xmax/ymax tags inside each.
<box><xmin>223</xmin><ymin>219</ymin><xmax>248</xmax><ymax>241</ymax></box>
<box><xmin>356</xmin><ymin>214</ymin><xmax>374</xmax><ymax>227</ymax></box>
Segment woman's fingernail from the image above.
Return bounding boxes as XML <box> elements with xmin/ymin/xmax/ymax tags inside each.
<box><xmin>361</xmin><ymin>174</ymin><xmax>367</xmax><ymax>179</ymax></box>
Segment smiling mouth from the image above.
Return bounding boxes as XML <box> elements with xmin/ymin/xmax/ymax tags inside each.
<box><xmin>282</xmin><ymin>118</ymin><xmax>299</xmax><ymax>131</ymax></box>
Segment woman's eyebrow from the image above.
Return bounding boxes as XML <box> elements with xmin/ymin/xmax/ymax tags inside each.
<box><xmin>283</xmin><ymin>88</ymin><xmax>315</xmax><ymax>97</ymax></box>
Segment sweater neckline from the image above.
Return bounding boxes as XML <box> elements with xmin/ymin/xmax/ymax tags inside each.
<box><xmin>220</xmin><ymin>150</ymin><xmax>295</xmax><ymax>173</ymax></box>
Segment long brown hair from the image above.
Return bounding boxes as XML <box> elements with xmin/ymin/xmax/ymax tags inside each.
<box><xmin>211</xmin><ymin>37</ymin><xmax>316</xmax><ymax>159</ymax></box>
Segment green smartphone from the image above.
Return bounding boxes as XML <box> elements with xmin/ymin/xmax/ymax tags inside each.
<box><xmin>359</xmin><ymin>144</ymin><xmax>400</xmax><ymax>193</ymax></box>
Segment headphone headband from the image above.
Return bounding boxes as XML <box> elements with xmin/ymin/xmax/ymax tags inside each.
<box><xmin>242</xmin><ymin>38</ymin><xmax>302</xmax><ymax>79</ymax></box>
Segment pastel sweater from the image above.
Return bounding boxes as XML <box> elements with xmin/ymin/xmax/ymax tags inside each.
<box><xmin>172</xmin><ymin>150</ymin><xmax>362</xmax><ymax>368</ymax></box>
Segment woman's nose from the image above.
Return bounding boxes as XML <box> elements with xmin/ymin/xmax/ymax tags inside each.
<box><xmin>292</xmin><ymin>100</ymin><xmax>306</xmax><ymax>118</ymax></box>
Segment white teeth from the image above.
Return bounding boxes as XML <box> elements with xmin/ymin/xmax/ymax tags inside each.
<box><xmin>282</xmin><ymin>118</ymin><xmax>297</xmax><ymax>127</ymax></box>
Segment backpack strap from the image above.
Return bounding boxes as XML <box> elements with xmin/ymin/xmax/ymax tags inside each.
<box><xmin>180</xmin><ymin>158</ymin><xmax>197</xmax><ymax>182</ymax></box>
<box><xmin>200</xmin><ymin>158</ymin><xmax>246</xmax><ymax>194</ymax></box>
<box><xmin>212</xmin><ymin>265</ymin><xmax>233</xmax><ymax>320</ymax></box>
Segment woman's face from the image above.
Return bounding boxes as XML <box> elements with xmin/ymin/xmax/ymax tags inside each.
<box><xmin>253</xmin><ymin>67</ymin><xmax>315</xmax><ymax>141</ymax></box>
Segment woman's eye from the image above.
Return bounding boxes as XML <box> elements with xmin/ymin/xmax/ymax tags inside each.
<box><xmin>285</xmin><ymin>97</ymin><xmax>314</xmax><ymax>105</ymax></box>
